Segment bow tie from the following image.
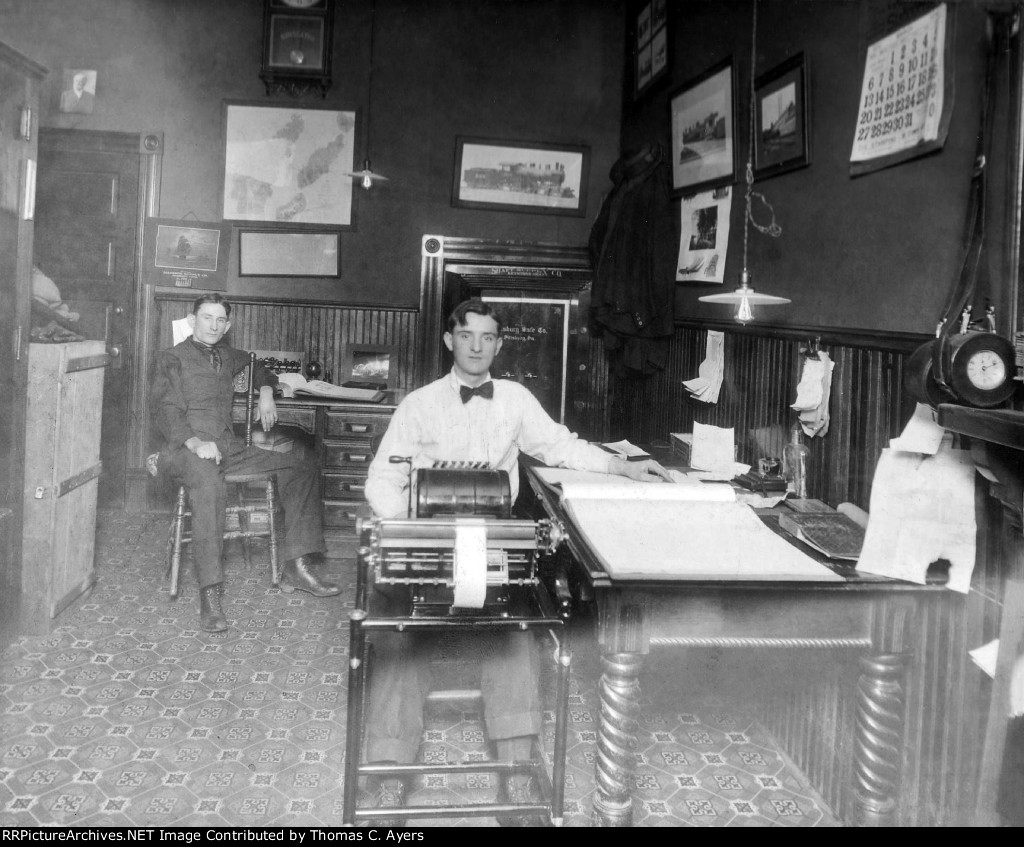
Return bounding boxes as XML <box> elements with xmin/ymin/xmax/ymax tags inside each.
<box><xmin>460</xmin><ymin>382</ymin><xmax>494</xmax><ymax>403</ymax></box>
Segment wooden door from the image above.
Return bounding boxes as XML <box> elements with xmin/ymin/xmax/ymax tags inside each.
<box><xmin>0</xmin><ymin>43</ymin><xmax>45</xmax><ymax>649</ymax></box>
<box><xmin>34</xmin><ymin>132</ymin><xmax>141</xmax><ymax>509</ymax></box>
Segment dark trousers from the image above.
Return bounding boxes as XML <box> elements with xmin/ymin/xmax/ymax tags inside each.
<box><xmin>161</xmin><ymin>439</ymin><xmax>325</xmax><ymax>588</ymax></box>
<box><xmin>365</xmin><ymin>588</ymin><xmax>542</xmax><ymax>764</ymax></box>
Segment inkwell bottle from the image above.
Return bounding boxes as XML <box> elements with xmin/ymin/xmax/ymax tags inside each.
<box><xmin>783</xmin><ymin>423</ymin><xmax>809</xmax><ymax>499</ymax></box>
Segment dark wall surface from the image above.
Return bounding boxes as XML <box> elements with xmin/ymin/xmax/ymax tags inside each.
<box><xmin>621</xmin><ymin>0</ymin><xmax>1011</xmax><ymax>335</ymax></box>
<box><xmin>0</xmin><ymin>0</ymin><xmax>624</xmax><ymax>307</ymax></box>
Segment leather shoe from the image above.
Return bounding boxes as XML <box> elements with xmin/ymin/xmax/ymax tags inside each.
<box><xmin>280</xmin><ymin>555</ymin><xmax>341</xmax><ymax>597</ymax></box>
<box><xmin>199</xmin><ymin>585</ymin><xmax>228</xmax><ymax>632</ymax></box>
<box><xmin>495</xmin><ymin>774</ymin><xmax>548</xmax><ymax>827</ymax></box>
<box><xmin>369</xmin><ymin>775</ymin><xmax>407</xmax><ymax>827</ymax></box>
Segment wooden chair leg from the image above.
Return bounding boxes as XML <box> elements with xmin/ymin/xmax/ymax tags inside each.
<box><xmin>169</xmin><ymin>485</ymin><xmax>187</xmax><ymax>599</ymax></box>
<box><xmin>266</xmin><ymin>477</ymin><xmax>280</xmax><ymax>586</ymax></box>
<box><xmin>233</xmin><ymin>483</ymin><xmax>253</xmax><ymax>571</ymax></box>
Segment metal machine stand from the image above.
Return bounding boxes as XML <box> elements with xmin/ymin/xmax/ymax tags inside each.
<box><xmin>342</xmin><ymin>470</ymin><xmax>572</xmax><ymax>826</ymax></box>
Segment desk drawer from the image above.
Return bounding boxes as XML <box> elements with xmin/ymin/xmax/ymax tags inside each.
<box><xmin>323</xmin><ymin>500</ymin><xmax>363</xmax><ymax>529</ymax></box>
<box><xmin>326</xmin><ymin>412</ymin><xmax>392</xmax><ymax>439</ymax></box>
<box><xmin>323</xmin><ymin>442</ymin><xmax>375</xmax><ymax>469</ymax></box>
<box><xmin>323</xmin><ymin>473</ymin><xmax>367</xmax><ymax>500</ymax></box>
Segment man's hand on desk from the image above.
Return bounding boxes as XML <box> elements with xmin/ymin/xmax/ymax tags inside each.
<box><xmin>609</xmin><ymin>456</ymin><xmax>674</xmax><ymax>482</ymax></box>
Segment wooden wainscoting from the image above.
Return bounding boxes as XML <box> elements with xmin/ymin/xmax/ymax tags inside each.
<box><xmin>608</xmin><ymin>320</ymin><xmax>926</xmax><ymax>510</ymax></box>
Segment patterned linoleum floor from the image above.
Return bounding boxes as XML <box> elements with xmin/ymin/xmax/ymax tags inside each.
<box><xmin>0</xmin><ymin>510</ymin><xmax>839</xmax><ymax>828</ymax></box>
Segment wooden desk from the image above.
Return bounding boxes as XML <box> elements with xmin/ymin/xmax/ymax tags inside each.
<box><xmin>232</xmin><ymin>394</ymin><xmax>398</xmax><ymax>549</ymax></box>
<box><xmin>524</xmin><ymin>466</ymin><xmax>939</xmax><ymax>827</ymax></box>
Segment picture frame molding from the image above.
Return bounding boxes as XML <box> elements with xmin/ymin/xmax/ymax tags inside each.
<box><xmin>669</xmin><ymin>56</ymin><xmax>739</xmax><ymax>197</ymax></box>
<box><xmin>235</xmin><ymin>228</ymin><xmax>339</xmax><ymax>278</ymax></box>
<box><xmin>753</xmin><ymin>52</ymin><xmax>811</xmax><ymax>181</ymax></box>
<box><xmin>451</xmin><ymin>136</ymin><xmax>590</xmax><ymax>217</ymax></box>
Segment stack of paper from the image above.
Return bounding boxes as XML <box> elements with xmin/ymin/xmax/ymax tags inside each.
<box><xmin>791</xmin><ymin>352</ymin><xmax>835</xmax><ymax>437</ymax></box>
<box><xmin>684</xmin><ymin>331</ymin><xmax>724</xmax><ymax>404</ymax></box>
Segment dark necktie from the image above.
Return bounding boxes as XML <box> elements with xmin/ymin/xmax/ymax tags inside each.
<box><xmin>460</xmin><ymin>381</ymin><xmax>494</xmax><ymax>403</ymax></box>
<box><xmin>194</xmin><ymin>340</ymin><xmax>221</xmax><ymax>372</ymax></box>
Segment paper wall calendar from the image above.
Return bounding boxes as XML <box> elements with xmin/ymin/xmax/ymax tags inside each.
<box><xmin>850</xmin><ymin>3</ymin><xmax>952</xmax><ymax>175</ymax></box>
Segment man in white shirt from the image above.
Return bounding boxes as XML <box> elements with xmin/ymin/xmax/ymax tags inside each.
<box><xmin>363</xmin><ymin>298</ymin><xmax>668</xmax><ymax>824</ymax></box>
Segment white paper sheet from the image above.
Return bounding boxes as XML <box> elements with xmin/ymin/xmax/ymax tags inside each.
<box><xmin>690</xmin><ymin>421</ymin><xmax>736</xmax><ymax>472</ymax></box>
<box><xmin>453</xmin><ymin>520</ymin><xmax>488</xmax><ymax>608</ymax></box>
<box><xmin>683</xmin><ymin>331</ymin><xmax>725</xmax><ymax>404</ymax></box>
<box><xmin>890</xmin><ymin>403</ymin><xmax>946</xmax><ymax>455</ymax></box>
<box><xmin>856</xmin><ymin>444</ymin><xmax>976</xmax><ymax>592</ymax></box>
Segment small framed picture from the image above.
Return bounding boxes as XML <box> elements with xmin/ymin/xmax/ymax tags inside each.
<box><xmin>238</xmin><ymin>230</ymin><xmax>340</xmax><ymax>278</ymax></box>
<box><xmin>754</xmin><ymin>53</ymin><xmax>811</xmax><ymax>181</ymax></box>
<box><xmin>634</xmin><ymin>0</ymin><xmax>669</xmax><ymax>100</ymax></box>
<box><xmin>143</xmin><ymin>218</ymin><xmax>231</xmax><ymax>290</ymax></box>
<box><xmin>669</xmin><ymin>57</ymin><xmax>738</xmax><ymax>197</ymax></box>
<box><xmin>59</xmin><ymin>69</ymin><xmax>97</xmax><ymax>114</ymax></box>
<box><xmin>452</xmin><ymin>137</ymin><xmax>590</xmax><ymax>217</ymax></box>
<box><xmin>342</xmin><ymin>343</ymin><xmax>397</xmax><ymax>389</ymax></box>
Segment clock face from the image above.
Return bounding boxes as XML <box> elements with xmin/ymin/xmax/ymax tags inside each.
<box><xmin>966</xmin><ymin>349</ymin><xmax>1007</xmax><ymax>389</ymax></box>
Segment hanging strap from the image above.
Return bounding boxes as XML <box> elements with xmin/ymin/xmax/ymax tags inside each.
<box><xmin>933</xmin><ymin>13</ymin><xmax>1005</xmax><ymax>391</ymax></box>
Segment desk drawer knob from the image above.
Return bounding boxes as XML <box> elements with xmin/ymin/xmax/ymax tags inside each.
<box><xmin>348</xmin><ymin>423</ymin><xmax>370</xmax><ymax>433</ymax></box>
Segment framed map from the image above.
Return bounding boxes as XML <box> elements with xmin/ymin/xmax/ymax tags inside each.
<box><xmin>221</xmin><ymin>102</ymin><xmax>356</xmax><ymax>228</ymax></box>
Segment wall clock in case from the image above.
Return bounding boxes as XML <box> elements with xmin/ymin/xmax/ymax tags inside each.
<box><xmin>260</xmin><ymin>0</ymin><xmax>334</xmax><ymax>97</ymax></box>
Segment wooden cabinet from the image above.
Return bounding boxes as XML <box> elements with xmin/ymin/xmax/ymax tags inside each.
<box><xmin>0</xmin><ymin>41</ymin><xmax>46</xmax><ymax>647</ymax></box>
<box><xmin>21</xmin><ymin>341</ymin><xmax>108</xmax><ymax>633</ymax></box>
<box><xmin>322</xmin><ymin>407</ymin><xmax>394</xmax><ymax>531</ymax></box>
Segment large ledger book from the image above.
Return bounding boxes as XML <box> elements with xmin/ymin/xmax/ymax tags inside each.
<box><xmin>276</xmin><ymin>373</ymin><xmax>385</xmax><ymax>402</ymax></box>
<box><xmin>533</xmin><ymin>468</ymin><xmax>842</xmax><ymax>582</ymax></box>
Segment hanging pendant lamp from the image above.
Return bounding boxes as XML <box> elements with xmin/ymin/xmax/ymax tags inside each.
<box><xmin>699</xmin><ymin>0</ymin><xmax>788</xmax><ymax>323</ymax></box>
<box><xmin>344</xmin><ymin>0</ymin><xmax>388</xmax><ymax>190</ymax></box>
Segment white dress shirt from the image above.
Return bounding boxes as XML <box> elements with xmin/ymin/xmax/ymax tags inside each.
<box><xmin>365</xmin><ymin>369</ymin><xmax>615</xmax><ymax>518</ymax></box>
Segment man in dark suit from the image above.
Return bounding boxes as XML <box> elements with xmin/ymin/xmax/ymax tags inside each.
<box><xmin>150</xmin><ymin>293</ymin><xmax>339</xmax><ymax>632</ymax></box>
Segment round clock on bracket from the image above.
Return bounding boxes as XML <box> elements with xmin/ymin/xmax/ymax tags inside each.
<box><xmin>261</xmin><ymin>0</ymin><xmax>333</xmax><ymax>97</ymax></box>
<box><xmin>942</xmin><ymin>331</ymin><xmax>1017</xmax><ymax>408</ymax></box>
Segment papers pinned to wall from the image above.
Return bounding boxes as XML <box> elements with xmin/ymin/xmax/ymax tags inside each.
<box><xmin>792</xmin><ymin>352</ymin><xmax>834</xmax><ymax>438</ymax></box>
<box><xmin>683</xmin><ymin>330</ymin><xmax>724</xmax><ymax>403</ymax></box>
<box><xmin>676</xmin><ymin>188</ymin><xmax>732</xmax><ymax>284</ymax></box>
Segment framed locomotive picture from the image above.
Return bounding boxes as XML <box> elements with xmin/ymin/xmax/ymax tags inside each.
<box><xmin>451</xmin><ymin>137</ymin><xmax>590</xmax><ymax>217</ymax></box>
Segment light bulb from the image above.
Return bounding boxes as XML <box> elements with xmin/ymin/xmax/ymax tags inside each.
<box><xmin>361</xmin><ymin>172</ymin><xmax>373</xmax><ymax>190</ymax></box>
<box><xmin>736</xmin><ymin>294</ymin><xmax>754</xmax><ymax>324</ymax></box>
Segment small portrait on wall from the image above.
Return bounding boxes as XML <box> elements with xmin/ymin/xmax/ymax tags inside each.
<box><xmin>59</xmin><ymin>69</ymin><xmax>97</xmax><ymax>114</ymax></box>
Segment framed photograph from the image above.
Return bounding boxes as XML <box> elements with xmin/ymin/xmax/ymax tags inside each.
<box><xmin>451</xmin><ymin>137</ymin><xmax>590</xmax><ymax>217</ymax></box>
<box><xmin>238</xmin><ymin>230</ymin><xmax>340</xmax><ymax>278</ymax></box>
<box><xmin>59</xmin><ymin>69</ymin><xmax>97</xmax><ymax>114</ymax></box>
<box><xmin>342</xmin><ymin>343</ymin><xmax>398</xmax><ymax>389</ymax></box>
<box><xmin>142</xmin><ymin>218</ymin><xmax>231</xmax><ymax>290</ymax></box>
<box><xmin>634</xmin><ymin>0</ymin><xmax>669</xmax><ymax>100</ymax></box>
<box><xmin>669</xmin><ymin>57</ymin><xmax>738</xmax><ymax>197</ymax></box>
<box><xmin>754</xmin><ymin>53</ymin><xmax>811</xmax><ymax>180</ymax></box>
<box><xmin>222</xmin><ymin>102</ymin><xmax>356</xmax><ymax>228</ymax></box>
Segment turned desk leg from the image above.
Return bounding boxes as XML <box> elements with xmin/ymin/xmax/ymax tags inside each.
<box><xmin>853</xmin><ymin>652</ymin><xmax>907</xmax><ymax>827</ymax></box>
<box><xmin>593</xmin><ymin>651</ymin><xmax>644</xmax><ymax>827</ymax></box>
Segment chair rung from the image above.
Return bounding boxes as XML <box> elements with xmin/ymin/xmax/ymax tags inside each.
<box><xmin>424</xmin><ymin>688</ymin><xmax>483</xmax><ymax>703</ymax></box>
<box><xmin>353</xmin><ymin>802</ymin><xmax>549</xmax><ymax>821</ymax></box>
<box><xmin>358</xmin><ymin>760</ymin><xmax>542</xmax><ymax>777</ymax></box>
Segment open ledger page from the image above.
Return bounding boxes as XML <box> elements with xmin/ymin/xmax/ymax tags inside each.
<box><xmin>533</xmin><ymin>468</ymin><xmax>841</xmax><ymax>582</ymax></box>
